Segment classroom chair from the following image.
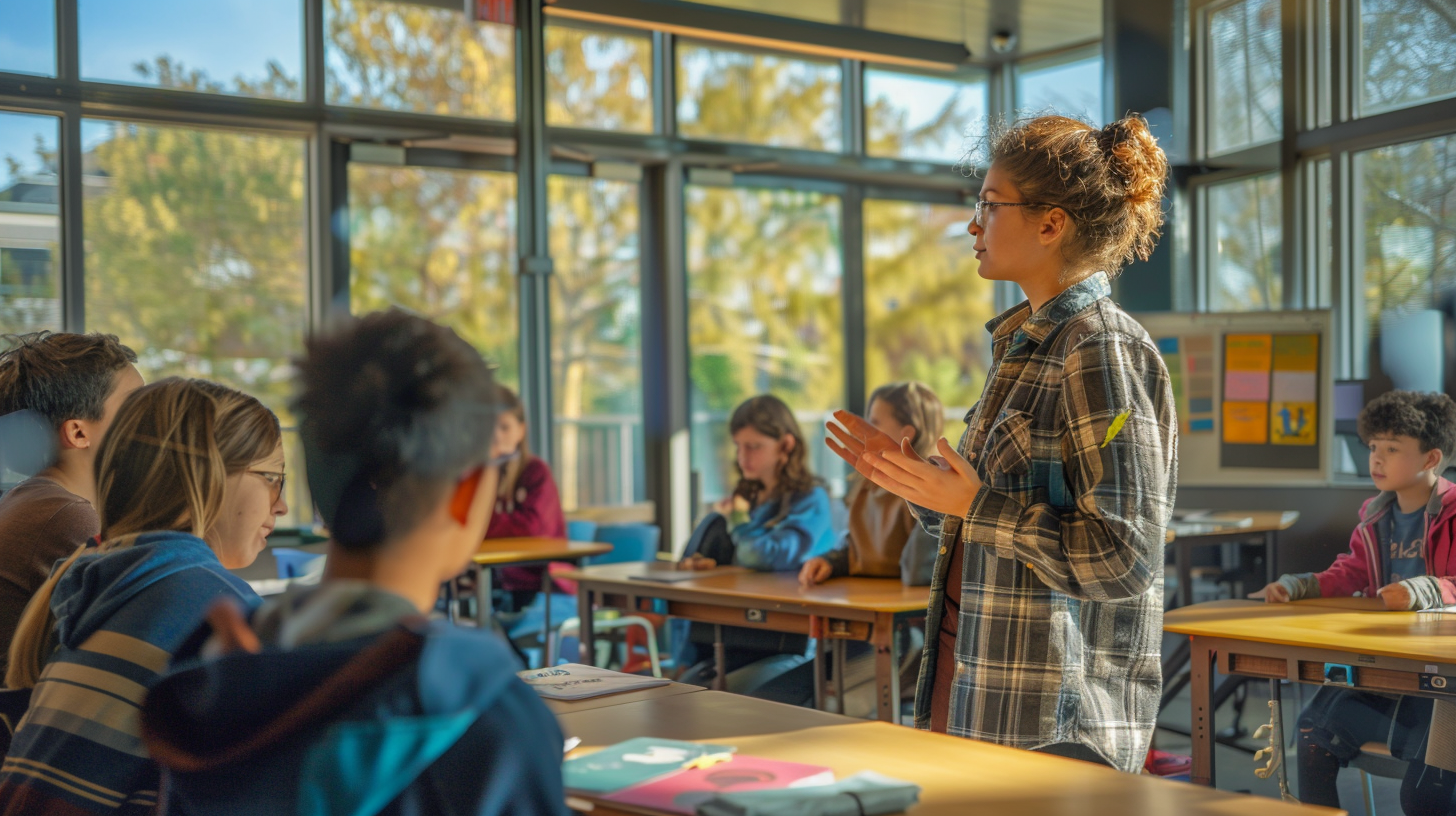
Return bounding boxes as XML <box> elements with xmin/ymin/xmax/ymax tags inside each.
<box><xmin>271</xmin><ymin>547</ymin><xmax>325</xmax><ymax>579</ymax></box>
<box><xmin>584</xmin><ymin>523</ymin><xmax>659</xmax><ymax>565</ymax></box>
<box><xmin>1351</xmin><ymin>741</ymin><xmax>1406</xmax><ymax>816</ymax></box>
<box><xmin>566</xmin><ymin>519</ymin><xmax>598</xmax><ymax>542</ymax></box>
<box><xmin>556</xmin><ymin>523</ymin><xmax>665</xmax><ymax>675</ymax></box>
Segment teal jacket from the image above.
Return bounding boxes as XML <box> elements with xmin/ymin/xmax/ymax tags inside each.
<box><xmin>726</xmin><ymin>486</ymin><xmax>836</xmax><ymax>572</ymax></box>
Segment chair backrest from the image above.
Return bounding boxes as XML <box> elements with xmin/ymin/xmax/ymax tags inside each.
<box><xmin>271</xmin><ymin>547</ymin><xmax>325</xmax><ymax>579</ymax></box>
<box><xmin>0</xmin><ymin>687</ymin><xmax>32</xmax><ymax>756</ymax></box>
<box><xmin>586</xmin><ymin>523</ymin><xmax>660</xmax><ymax>565</ymax></box>
<box><xmin>566</xmin><ymin>519</ymin><xmax>598</xmax><ymax>542</ymax></box>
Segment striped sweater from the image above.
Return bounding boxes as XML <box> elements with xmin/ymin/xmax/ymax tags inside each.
<box><xmin>0</xmin><ymin>532</ymin><xmax>256</xmax><ymax>815</ymax></box>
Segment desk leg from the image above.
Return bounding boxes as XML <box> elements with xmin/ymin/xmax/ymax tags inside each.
<box><xmin>812</xmin><ymin>630</ymin><xmax>825</xmax><ymax>711</ymax></box>
<box><xmin>712</xmin><ymin>625</ymin><xmax>727</xmax><ymax>692</ymax></box>
<box><xmin>1191</xmin><ymin>637</ymin><xmax>1217</xmax><ymax>786</ymax></box>
<box><xmin>541</xmin><ymin>566</ymin><xmax>552</xmax><ymax>669</ymax></box>
<box><xmin>833</xmin><ymin>637</ymin><xmax>846</xmax><ymax>714</ymax></box>
<box><xmin>578</xmin><ymin>584</ymin><xmax>595</xmax><ymax>668</ymax></box>
<box><xmin>1265</xmin><ymin>531</ymin><xmax>1277</xmax><ymax>586</ymax></box>
<box><xmin>873</xmin><ymin>612</ymin><xmax>897</xmax><ymax>723</ymax></box>
<box><xmin>475</xmin><ymin>565</ymin><xmax>493</xmax><ymax>627</ymax></box>
<box><xmin>1177</xmin><ymin>539</ymin><xmax>1193</xmax><ymax>608</ymax></box>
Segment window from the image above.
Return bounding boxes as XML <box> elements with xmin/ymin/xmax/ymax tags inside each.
<box><xmin>1206</xmin><ymin>0</ymin><xmax>1282</xmax><ymax>155</ymax></box>
<box><xmin>545</xmin><ymin>26</ymin><xmax>653</xmax><ymax>133</ymax></box>
<box><xmin>347</xmin><ymin>163</ymin><xmax>518</xmax><ymax>384</ymax></box>
<box><xmin>676</xmin><ymin>42</ymin><xmax>842</xmax><ymax>151</ymax></box>
<box><xmin>686</xmin><ymin>185</ymin><xmax>844</xmax><ymax>502</ymax></box>
<box><xmin>0</xmin><ymin>1</ymin><xmax>54</xmax><ymax>76</ymax></box>
<box><xmin>1206</xmin><ymin>173</ymin><xmax>1283</xmax><ymax>311</ymax></box>
<box><xmin>865</xmin><ymin>68</ymin><xmax>988</xmax><ymax>164</ymax></box>
<box><xmin>864</xmin><ymin>200</ymin><xmax>990</xmax><ymax>412</ymax></box>
<box><xmin>78</xmin><ymin>0</ymin><xmax>303</xmax><ymax>100</ymax></box>
<box><xmin>549</xmin><ymin>175</ymin><xmax>645</xmax><ymax>509</ymax></box>
<box><xmin>80</xmin><ymin>119</ymin><xmax>311</xmax><ymax>524</ymax></box>
<box><xmin>1354</xmin><ymin>134</ymin><xmax>1456</xmax><ymax>387</ymax></box>
<box><xmin>1359</xmin><ymin>0</ymin><xmax>1456</xmax><ymax>115</ymax></box>
<box><xmin>0</xmin><ymin>111</ymin><xmax>61</xmax><ymax>333</ymax></box>
<box><xmin>326</xmin><ymin>0</ymin><xmax>514</xmax><ymax>120</ymax></box>
<box><xmin>1015</xmin><ymin>48</ymin><xmax>1104</xmax><ymax>124</ymax></box>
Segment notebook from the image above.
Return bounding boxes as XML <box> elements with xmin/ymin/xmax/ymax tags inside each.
<box><xmin>603</xmin><ymin>755</ymin><xmax>835</xmax><ymax>815</ymax></box>
<box><xmin>564</xmin><ymin>738</ymin><xmax>736</xmax><ymax>793</ymax></box>
<box><xmin>517</xmin><ymin>664</ymin><xmax>670</xmax><ymax>700</ymax></box>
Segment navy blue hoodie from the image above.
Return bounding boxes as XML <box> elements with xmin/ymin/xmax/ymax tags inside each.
<box><xmin>0</xmin><ymin>531</ymin><xmax>256</xmax><ymax>815</ymax></box>
<box><xmin>141</xmin><ymin>583</ymin><xmax>569</xmax><ymax>816</ymax></box>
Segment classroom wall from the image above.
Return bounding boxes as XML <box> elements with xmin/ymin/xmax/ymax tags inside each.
<box><xmin>1177</xmin><ymin>484</ymin><xmax>1374</xmax><ymax>577</ymax></box>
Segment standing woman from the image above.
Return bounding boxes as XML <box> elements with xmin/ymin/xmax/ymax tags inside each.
<box><xmin>828</xmin><ymin>114</ymin><xmax>1177</xmax><ymax>772</ymax></box>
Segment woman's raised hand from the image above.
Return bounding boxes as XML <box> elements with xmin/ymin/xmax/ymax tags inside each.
<box><xmin>825</xmin><ymin>410</ymin><xmax>901</xmax><ymax>478</ymax></box>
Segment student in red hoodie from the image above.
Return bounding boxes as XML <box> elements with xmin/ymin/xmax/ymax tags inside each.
<box><xmin>1251</xmin><ymin>389</ymin><xmax>1456</xmax><ymax>815</ymax></box>
<box><xmin>485</xmin><ymin>386</ymin><xmax>566</xmax><ymax>610</ymax></box>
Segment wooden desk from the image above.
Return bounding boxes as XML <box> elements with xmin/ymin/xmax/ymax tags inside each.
<box><xmin>470</xmin><ymin>538</ymin><xmax>613</xmax><ymax>665</ymax></box>
<box><xmin>1168</xmin><ymin>511</ymin><xmax>1301</xmax><ymax>608</ymax></box>
<box><xmin>540</xmin><ymin>681</ymin><xmax>703</xmax><ymax>716</ymax></box>
<box><xmin>1165</xmin><ymin>598</ymin><xmax>1456</xmax><ymax>787</ymax></box>
<box><xmin>562</xmin><ymin>563</ymin><xmax>930</xmax><ymax>722</ymax></box>
<box><xmin>559</xmin><ymin>692</ymin><xmax>1343</xmax><ymax>816</ymax></box>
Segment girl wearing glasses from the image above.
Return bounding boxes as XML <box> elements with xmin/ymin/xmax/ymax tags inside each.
<box><xmin>484</xmin><ymin>386</ymin><xmax>566</xmax><ymax>611</ymax></box>
<box><xmin>1</xmin><ymin>378</ymin><xmax>284</xmax><ymax>815</ymax></box>
<box><xmin>828</xmin><ymin>114</ymin><xmax>1177</xmax><ymax>772</ymax></box>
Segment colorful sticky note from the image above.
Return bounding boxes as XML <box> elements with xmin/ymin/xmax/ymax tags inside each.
<box><xmin>1270</xmin><ymin>402</ymin><xmax>1318</xmax><ymax>446</ymax></box>
<box><xmin>1223</xmin><ymin>401</ymin><xmax>1269</xmax><ymax>444</ymax></box>
<box><xmin>1224</xmin><ymin>370</ymin><xmax>1271</xmax><ymax>402</ymax></box>
<box><xmin>1272</xmin><ymin>371</ymin><xmax>1318</xmax><ymax>403</ymax></box>
<box><xmin>1190</xmin><ymin>417</ymin><xmax>1216</xmax><ymax>432</ymax></box>
<box><xmin>1189</xmin><ymin>397</ymin><xmax>1214</xmax><ymax>414</ymax></box>
<box><xmin>1273</xmin><ymin>334</ymin><xmax>1319</xmax><ymax>372</ymax></box>
<box><xmin>1188</xmin><ymin>374</ymin><xmax>1216</xmax><ymax>398</ymax></box>
<box><xmin>1185</xmin><ymin>335</ymin><xmax>1214</xmax><ymax>354</ymax></box>
<box><xmin>1225</xmin><ymin>334</ymin><xmax>1274</xmax><ymax>372</ymax></box>
<box><xmin>1158</xmin><ymin>337</ymin><xmax>1180</xmax><ymax>354</ymax></box>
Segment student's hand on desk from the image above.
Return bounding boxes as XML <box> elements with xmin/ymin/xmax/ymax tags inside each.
<box><xmin>826</xmin><ymin>410</ymin><xmax>905</xmax><ymax>479</ymax></box>
<box><xmin>1248</xmin><ymin>582</ymin><xmax>1290</xmax><ymax>603</ymax></box>
<box><xmin>864</xmin><ymin>437</ymin><xmax>982</xmax><ymax>518</ymax></box>
<box><xmin>680</xmin><ymin>554</ymin><xmax>718</xmax><ymax>571</ymax></box>
<box><xmin>711</xmin><ymin>497</ymin><xmax>735</xmax><ymax>516</ymax></box>
<box><xmin>798</xmin><ymin>557</ymin><xmax>832</xmax><ymax>588</ymax></box>
<box><xmin>1378</xmin><ymin>582</ymin><xmax>1412</xmax><ymax>611</ymax></box>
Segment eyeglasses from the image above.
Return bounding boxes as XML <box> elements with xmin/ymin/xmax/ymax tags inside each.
<box><xmin>972</xmin><ymin>199</ymin><xmax>1053</xmax><ymax>228</ymax></box>
<box><xmin>485</xmin><ymin>450</ymin><xmax>521</xmax><ymax>469</ymax></box>
<box><xmin>247</xmin><ymin>470</ymin><xmax>286</xmax><ymax>505</ymax></box>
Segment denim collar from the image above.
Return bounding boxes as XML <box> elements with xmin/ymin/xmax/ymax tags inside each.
<box><xmin>985</xmin><ymin>271</ymin><xmax>1112</xmax><ymax>347</ymax></box>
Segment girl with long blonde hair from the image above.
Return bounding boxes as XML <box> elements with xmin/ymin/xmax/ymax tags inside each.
<box><xmin>0</xmin><ymin>378</ymin><xmax>286</xmax><ymax>815</ymax></box>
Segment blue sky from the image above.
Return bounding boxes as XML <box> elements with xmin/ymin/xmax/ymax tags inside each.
<box><xmin>0</xmin><ymin>112</ymin><xmax>56</xmax><ymax>188</ymax></box>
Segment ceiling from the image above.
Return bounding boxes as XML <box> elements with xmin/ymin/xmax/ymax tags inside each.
<box><xmin>689</xmin><ymin>0</ymin><xmax>1104</xmax><ymax>60</ymax></box>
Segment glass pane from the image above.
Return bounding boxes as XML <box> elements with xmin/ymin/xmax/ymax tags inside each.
<box><xmin>549</xmin><ymin>175</ymin><xmax>644</xmax><ymax>510</ymax></box>
<box><xmin>1207</xmin><ymin>173</ymin><xmax>1282</xmax><ymax>311</ymax></box>
<box><xmin>546</xmin><ymin>26</ymin><xmax>653</xmax><ymax>133</ymax></box>
<box><xmin>1014</xmin><ymin>50</ymin><xmax>1104</xmax><ymax>124</ymax></box>
<box><xmin>326</xmin><ymin>0</ymin><xmax>514</xmax><ymax>120</ymax></box>
<box><xmin>1360</xmin><ymin>0</ymin><xmax>1456</xmax><ymax>115</ymax></box>
<box><xmin>81</xmin><ymin>120</ymin><xmax>311</xmax><ymax>525</ymax></box>
<box><xmin>0</xmin><ymin>1</ymin><xmax>55</xmax><ymax>76</ymax></box>
<box><xmin>686</xmin><ymin>185</ymin><xmax>845</xmax><ymax>503</ymax></box>
<box><xmin>0</xmin><ymin>111</ymin><xmax>61</xmax><ymax>333</ymax></box>
<box><xmin>1356</xmin><ymin>135</ymin><xmax>1456</xmax><ymax>385</ymax></box>
<box><xmin>1207</xmin><ymin>0</ymin><xmax>1282</xmax><ymax>155</ymax></box>
<box><xmin>864</xmin><ymin>201</ymin><xmax>991</xmax><ymax>413</ymax></box>
<box><xmin>677</xmin><ymin>42</ymin><xmax>842</xmax><ymax>151</ymax></box>
<box><xmin>78</xmin><ymin>0</ymin><xmax>302</xmax><ymax>99</ymax></box>
<box><xmin>348</xmin><ymin>163</ymin><xmax>518</xmax><ymax>384</ymax></box>
<box><xmin>865</xmin><ymin>69</ymin><xmax>988</xmax><ymax>164</ymax></box>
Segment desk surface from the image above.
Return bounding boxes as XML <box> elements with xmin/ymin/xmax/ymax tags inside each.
<box><xmin>473</xmin><ymin>537</ymin><xmax>612</xmax><ymax>565</ymax></box>
<box><xmin>1170</xmin><ymin>510</ymin><xmax>1300</xmax><ymax>539</ymax></box>
<box><xmin>540</xmin><ymin>681</ymin><xmax>703</xmax><ymax>716</ymax></box>
<box><xmin>559</xmin><ymin>692</ymin><xmax>1341</xmax><ymax>816</ymax></box>
<box><xmin>562</xmin><ymin>562</ymin><xmax>931</xmax><ymax>614</ymax></box>
<box><xmin>1164</xmin><ymin>598</ymin><xmax>1456</xmax><ymax>662</ymax></box>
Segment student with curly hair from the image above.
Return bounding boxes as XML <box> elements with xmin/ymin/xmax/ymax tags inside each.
<box><xmin>1251</xmin><ymin>389</ymin><xmax>1456</xmax><ymax>814</ymax></box>
<box><xmin>828</xmin><ymin>114</ymin><xmax>1178</xmax><ymax>771</ymax></box>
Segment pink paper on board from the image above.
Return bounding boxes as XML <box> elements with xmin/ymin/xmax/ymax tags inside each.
<box><xmin>1223</xmin><ymin>370</ymin><xmax>1270</xmax><ymax>402</ymax></box>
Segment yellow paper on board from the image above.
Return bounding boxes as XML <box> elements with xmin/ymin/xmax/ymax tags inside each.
<box><xmin>1225</xmin><ymin>334</ymin><xmax>1273</xmax><ymax>372</ymax></box>
<box><xmin>1223</xmin><ymin>401</ymin><xmax>1269</xmax><ymax>445</ymax></box>
<box><xmin>1272</xmin><ymin>334</ymin><xmax>1319</xmax><ymax>372</ymax></box>
<box><xmin>1271</xmin><ymin>402</ymin><xmax>1318</xmax><ymax>445</ymax></box>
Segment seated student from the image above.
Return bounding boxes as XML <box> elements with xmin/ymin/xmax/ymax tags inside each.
<box><xmin>675</xmin><ymin>394</ymin><xmax>835</xmax><ymax>688</ymax></box>
<box><xmin>0</xmin><ymin>331</ymin><xmax>142</xmax><ymax>676</ymax></box>
<box><xmin>1250</xmin><ymin>389</ymin><xmax>1456</xmax><ymax>815</ymax></box>
<box><xmin>485</xmin><ymin>385</ymin><xmax>566</xmax><ymax>611</ymax></box>
<box><xmin>139</xmin><ymin>310</ymin><xmax>568</xmax><ymax>816</ymax></box>
<box><xmin>0</xmin><ymin>378</ymin><xmax>284</xmax><ymax>815</ymax></box>
<box><xmin>798</xmin><ymin>382</ymin><xmax>943</xmax><ymax>589</ymax></box>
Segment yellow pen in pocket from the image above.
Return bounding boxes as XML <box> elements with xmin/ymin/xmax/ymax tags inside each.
<box><xmin>1100</xmin><ymin>410</ymin><xmax>1132</xmax><ymax>449</ymax></box>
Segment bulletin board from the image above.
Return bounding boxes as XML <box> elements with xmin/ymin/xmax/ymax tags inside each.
<box><xmin>1131</xmin><ymin>310</ymin><xmax>1333</xmax><ymax>487</ymax></box>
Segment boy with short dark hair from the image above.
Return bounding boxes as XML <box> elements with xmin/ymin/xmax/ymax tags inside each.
<box><xmin>0</xmin><ymin>331</ymin><xmax>141</xmax><ymax>675</ymax></box>
<box><xmin>1251</xmin><ymin>389</ymin><xmax>1456</xmax><ymax>813</ymax></box>
<box><xmin>140</xmin><ymin>311</ymin><xmax>568</xmax><ymax>815</ymax></box>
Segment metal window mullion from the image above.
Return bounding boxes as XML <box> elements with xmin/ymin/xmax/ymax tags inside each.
<box><xmin>640</xmin><ymin>161</ymin><xmax>690</xmax><ymax>551</ymax></box>
<box><xmin>842</xmin><ymin>186</ymin><xmax>866</xmax><ymax>415</ymax></box>
<box><xmin>517</xmin><ymin>0</ymin><xmax>555</xmax><ymax>463</ymax></box>
<box><xmin>1280</xmin><ymin>0</ymin><xmax>1300</xmax><ymax>308</ymax></box>
<box><xmin>842</xmin><ymin>58</ymin><xmax>864</xmax><ymax>157</ymax></box>
<box><xmin>654</xmin><ymin>31</ymin><xmax>676</xmax><ymax>137</ymax></box>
